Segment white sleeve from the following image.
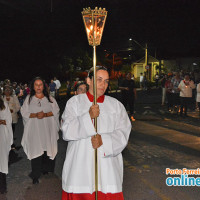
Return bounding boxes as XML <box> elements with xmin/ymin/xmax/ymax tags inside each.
<box><xmin>58</xmin><ymin>80</ymin><xmax>61</xmax><ymax>89</ymax></box>
<box><xmin>4</xmin><ymin>103</ymin><xmax>12</xmax><ymax>125</ymax></box>
<box><xmin>61</xmin><ymin>97</ymin><xmax>96</xmax><ymax>141</ymax></box>
<box><xmin>100</xmin><ymin>102</ymin><xmax>131</xmax><ymax>157</ymax></box>
<box><xmin>20</xmin><ymin>96</ymin><xmax>31</xmax><ymax>124</ymax></box>
<box><xmin>50</xmin><ymin>97</ymin><xmax>60</xmax><ymax>131</ymax></box>
<box><xmin>178</xmin><ymin>81</ymin><xmax>182</xmax><ymax>89</ymax></box>
<box><xmin>4</xmin><ymin>103</ymin><xmax>13</xmax><ymax>146</ymax></box>
<box><xmin>13</xmin><ymin>96</ymin><xmax>20</xmax><ymax>113</ymax></box>
<box><xmin>197</xmin><ymin>84</ymin><xmax>200</xmax><ymax>93</ymax></box>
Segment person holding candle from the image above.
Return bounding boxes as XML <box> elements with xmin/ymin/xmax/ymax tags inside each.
<box><xmin>21</xmin><ymin>77</ymin><xmax>60</xmax><ymax>184</ymax></box>
<box><xmin>61</xmin><ymin>66</ymin><xmax>131</xmax><ymax>200</ymax></box>
<box><xmin>178</xmin><ymin>73</ymin><xmax>196</xmax><ymax>116</ymax></box>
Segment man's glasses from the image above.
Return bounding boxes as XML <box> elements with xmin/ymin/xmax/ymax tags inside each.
<box><xmin>77</xmin><ymin>88</ymin><xmax>86</xmax><ymax>92</ymax></box>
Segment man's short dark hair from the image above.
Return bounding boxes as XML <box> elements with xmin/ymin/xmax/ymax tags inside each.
<box><xmin>88</xmin><ymin>66</ymin><xmax>108</xmax><ymax>79</ymax></box>
<box><xmin>74</xmin><ymin>81</ymin><xmax>86</xmax><ymax>91</ymax></box>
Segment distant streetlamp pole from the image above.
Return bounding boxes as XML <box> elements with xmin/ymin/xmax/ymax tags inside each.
<box><xmin>132</xmin><ymin>39</ymin><xmax>148</xmax><ymax>77</ymax></box>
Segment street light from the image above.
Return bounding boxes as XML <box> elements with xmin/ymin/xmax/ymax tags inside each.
<box><xmin>131</xmin><ymin>39</ymin><xmax>148</xmax><ymax>77</ymax></box>
<box><xmin>82</xmin><ymin>7</ymin><xmax>107</xmax><ymax>200</ymax></box>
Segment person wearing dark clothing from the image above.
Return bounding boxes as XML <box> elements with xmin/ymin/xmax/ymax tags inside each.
<box><xmin>155</xmin><ymin>72</ymin><xmax>159</xmax><ymax>88</ymax></box>
<box><xmin>49</xmin><ymin>79</ymin><xmax>57</xmax><ymax>98</ymax></box>
<box><xmin>117</xmin><ymin>74</ymin><xmax>124</xmax><ymax>100</ymax></box>
<box><xmin>160</xmin><ymin>74</ymin><xmax>168</xmax><ymax>105</ymax></box>
<box><xmin>119</xmin><ymin>72</ymin><xmax>137</xmax><ymax>121</ymax></box>
<box><xmin>165</xmin><ymin>76</ymin><xmax>173</xmax><ymax>111</ymax></box>
<box><xmin>66</xmin><ymin>81</ymin><xmax>71</xmax><ymax>99</ymax></box>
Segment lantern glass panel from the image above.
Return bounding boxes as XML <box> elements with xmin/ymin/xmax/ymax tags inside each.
<box><xmin>83</xmin><ymin>15</ymin><xmax>106</xmax><ymax>46</ymax></box>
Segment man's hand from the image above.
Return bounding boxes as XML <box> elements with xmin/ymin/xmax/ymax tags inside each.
<box><xmin>89</xmin><ymin>104</ymin><xmax>100</xmax><ymax>119</ymax></box>
<box><xmin>91</xmin><ymin>134</ymin><xmax>103</xmax><ymax>149</ymax></box>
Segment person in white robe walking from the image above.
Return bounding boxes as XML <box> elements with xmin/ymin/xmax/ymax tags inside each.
<box><xmin>21</xmin><ymin>77</ymin><xmax>60</xmax><ymax>184</ymax></box>
<box><xmin>3</xmin><ymin>85</ymin><xmax>20</xmax><ymax>149</ymax></box>
<box><xmin>61</xmin><ymin>66</ymin><xmax>132</xmax><ymax>200</ymax></box>
<box><xmin>0</xmin><ymin>95</ymin><xmax>13</xmax><ymax>194</ymax></box>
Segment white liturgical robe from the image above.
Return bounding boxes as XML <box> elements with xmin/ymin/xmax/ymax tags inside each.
<box><xmin>3</xmin><ymin>95</ymin><xmax>20</xmax><ymax>124</ymax></box>
<box><xmin>21</xmin><ymin>95</ymin><xmax>60</xmax><ymax>160</ymax></box>
<box><xmin>0</xmin><ymin>102</ymin><xmax>13</xmax><ymax>174</ymax></box>
<box><xmin>61</xmin><ymin>92</ymin><xmax>131</xmax><ymax>195</ymax></box>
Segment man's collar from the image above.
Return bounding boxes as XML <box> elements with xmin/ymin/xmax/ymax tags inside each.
<box><xmin>86</xmin><ymin>91</ymin><xmax>105</xmax><ymax>103</ymax></box>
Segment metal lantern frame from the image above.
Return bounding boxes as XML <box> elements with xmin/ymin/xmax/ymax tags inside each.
<box><xmin>82</xmin><ymin>7</ymin><xmax>107</xmax><ymax>200</ymax></box>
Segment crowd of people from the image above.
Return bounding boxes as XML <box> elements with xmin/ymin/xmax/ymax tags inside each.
<box><xmin>160</xmin><ymin>71</ymin><xmax>200</xmax><ymax>116</ymax></box>
<box><xmin>0</xmin><ymin>67</ymin><xmax>132</xmax><ymax>200</ymax></box>
<box><xmin>1</xmin><ymin>68</ymin><xmax>199</xmax><ymax>197</ymax></box>
<box><xmin>0</xmin><ymin>77</ymin><xmax>62</xmax><ymax>193</ymax></box>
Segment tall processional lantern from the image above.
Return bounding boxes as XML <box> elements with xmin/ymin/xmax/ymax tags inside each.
<box><xmin>82</xmin><ymin>7</ymin><xmax>107</xmax><ymax>200</ymax></box>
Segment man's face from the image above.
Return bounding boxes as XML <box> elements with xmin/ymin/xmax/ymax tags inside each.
<box><xmin>34</xmin><ymin>80</ymin><xmax>44</xmax><ymax>94</ymax></box>
<box><xmin>185</xmin><ymin>75</ymin><xmax>190</xmax><ymax>81</ymax></box>
<box><xmin>76</xmin><ymin>84</ymin><xmax>87</xmax><ymax>95</ymax></box>
<box><xmin>4</xmin><ymin>88</ymin><xmax>11</xmax><ymax>96</ymax></box>
<box><xmin>126</xmin><ymin>73</ymin><xmax>131</xmax><ymax>80</ymax></box>
<box><xmin>87</xmin><ymin>70</ymin><xmax>109</xmax><ymax>97</ymax></box>
<box><xmin>175</xmin><ymin>73</ymin><xmax>180</xmax><ymax>78</ymax></box>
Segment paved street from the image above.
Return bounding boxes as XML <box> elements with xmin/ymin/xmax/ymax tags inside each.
<box><xmin>1</xmin><ymin>89</ymin><xmax>200</xmax><ymax>200</ymax></box>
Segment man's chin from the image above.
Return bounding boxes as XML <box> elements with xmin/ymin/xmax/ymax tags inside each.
<box><xmin>97</xmin><ymin>92</ymin><xmax>105</xmax><ymax>97</ymax></box>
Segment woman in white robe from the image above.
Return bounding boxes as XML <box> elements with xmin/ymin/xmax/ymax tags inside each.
<box><xmin>61</xmin><ymin>67</ymin><xmax>131</xmax><ymax>200</ymax></box>
<box><xmin>3</xmin><ymin>85</ymin><xmax>20</xmax><ymax>148</ymax></box>
<box><xmin>0</xmin><ymin>96</ymin><xmax>13</xmax><ymax>194</ymax></box>
<box><xmin>21</xmin><ymin>77</ymin><xmax>60</xmax><ymax>184</ymax></box>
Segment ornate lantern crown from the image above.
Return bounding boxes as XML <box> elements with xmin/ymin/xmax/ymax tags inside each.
<box><xmin>82</xmin><ymin>7</ymin><xmax>107</xmax><ymax>46</ymax></box>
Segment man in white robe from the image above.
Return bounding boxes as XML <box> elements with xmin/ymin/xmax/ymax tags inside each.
<box><xmin>61</xmin><ymin>66</ymin><xmax>131</xmax><ymax>200</ymax></box>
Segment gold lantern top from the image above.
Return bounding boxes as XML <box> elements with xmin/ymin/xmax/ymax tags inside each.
<box><xmin>82</xmin><ymin>7</ymin><xmax>107</xmax><ymax>46</ymax></box>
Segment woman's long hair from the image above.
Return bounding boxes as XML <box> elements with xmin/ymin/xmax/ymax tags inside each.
<box><xmin>0</xmin><ymin>95</ymin><xmax>5</xmax><ymax>110</ymax></box>
<box><xmin>29</xmin><ymin>77</ymin><xmax>52</xmax><ymax>104</ymax></box>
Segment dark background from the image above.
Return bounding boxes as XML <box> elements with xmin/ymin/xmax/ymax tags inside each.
<box><xmin>0</xmin><ymin>0</ymin><xmax>200</xmax><ymax>82</ymax></box>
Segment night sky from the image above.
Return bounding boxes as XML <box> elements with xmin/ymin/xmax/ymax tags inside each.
<box><xmin>0</xmin><ymin>0</ymin><xmax>200</xmax><ymax>81</ymax></box>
